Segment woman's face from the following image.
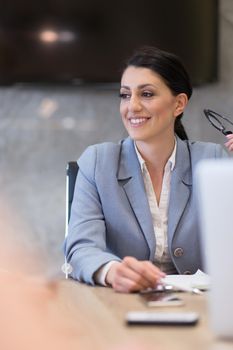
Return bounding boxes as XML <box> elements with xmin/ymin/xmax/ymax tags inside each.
<box><xmin>120</xmin><ymin>66</ymin><xmax>186</xmax><ymax>143</ymax></box>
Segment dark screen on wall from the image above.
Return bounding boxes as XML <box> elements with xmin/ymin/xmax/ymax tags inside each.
<box><xmin>0</xmin><ymin>0</ymin><xmax>218</xmax><ymax>85</ymax></box>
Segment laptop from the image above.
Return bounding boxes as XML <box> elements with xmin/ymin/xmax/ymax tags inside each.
<box><xmin>195</xmin><ymin>159</ymin><xmax>233</xmax><ymax>339</ymax></box>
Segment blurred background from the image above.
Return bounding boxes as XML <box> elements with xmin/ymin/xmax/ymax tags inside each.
<box><xmin>0</xmin><ymin>0</ymin><xmax>232</xmax><ymax>276</ymax></box>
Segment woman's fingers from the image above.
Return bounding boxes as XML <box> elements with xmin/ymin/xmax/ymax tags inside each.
<box><xmin>122</xmin><ymin>257</ymin><xmax>165</xmax><ymax>284</ymax></box>
<box><xmin>225</xmin><ymin>134</ymin><xmax>233</xmax><ymax>151</ymax></box>
<box><xmin>106</xmin><ymin>257</ymin><xmax>165</xmax><ymax>293</ymax></box>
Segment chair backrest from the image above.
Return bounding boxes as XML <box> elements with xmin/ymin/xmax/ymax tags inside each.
<box><xmin>65</xmin><ymin>161</ymin><xmax>79</xmax><ymax>237</ymax></box>
<box><xmin>63</xmin><ymin>161</ymin><xmax>79</xmax><ymax>278</ymax></box>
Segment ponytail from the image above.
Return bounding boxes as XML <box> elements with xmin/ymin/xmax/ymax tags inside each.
<box><xmin>175</xmin><ymin>116</ymin><xmax>188</xmax><ymax>140</ymax></box>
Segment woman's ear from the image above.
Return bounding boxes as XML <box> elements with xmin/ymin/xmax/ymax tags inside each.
<box><xmin>174</xmin><ymin>93</ymin><xmax>188</xmax><ymax>117</ymax></box>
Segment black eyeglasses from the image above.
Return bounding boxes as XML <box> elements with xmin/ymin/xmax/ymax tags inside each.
<box><xmin>204</xmin><ymin>109</ymin><xmax>233</xmax><ymax>135</ymax></box>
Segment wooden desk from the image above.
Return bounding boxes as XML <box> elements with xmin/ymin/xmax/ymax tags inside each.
<box><xmin>55</xmin><ymin>279</ymin><xmax>233</xmax><ymax>350</ymax></box>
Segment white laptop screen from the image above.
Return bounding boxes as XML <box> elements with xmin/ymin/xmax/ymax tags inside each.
<box><xmin>195</xmin><ymin>159</ymin><xmax>233</xmax><ymax>339</ymax></box>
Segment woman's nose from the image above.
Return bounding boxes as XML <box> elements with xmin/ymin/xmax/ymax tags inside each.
<box><xmin>128</xmin><ymin>95</ymin><xmax>142</xmax><ymax>112</ymax></box>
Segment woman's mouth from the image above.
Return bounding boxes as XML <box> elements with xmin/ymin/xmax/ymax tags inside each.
<box><xmin>129</xmin><ymin>117</ymin><xmax>150</xmax><ymax>126</ymax></box>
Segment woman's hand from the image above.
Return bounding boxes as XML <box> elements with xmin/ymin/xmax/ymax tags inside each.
<box><xmin>225</xmin><ymin>134</ymin><xmax>233</xmax><ymax>152</ymax></box>
<box><xmin>105</xmin><ymin>256</ymin><xmax>165</xmax><ymax>293</ymax></box>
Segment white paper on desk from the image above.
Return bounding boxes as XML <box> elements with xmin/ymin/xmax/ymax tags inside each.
<box><xmin>162</xmin><ymin>270</ymin><xmax>210</xmax><ymax>292</ymax></box>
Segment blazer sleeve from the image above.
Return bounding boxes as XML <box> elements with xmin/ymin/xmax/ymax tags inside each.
<box><xmin>215</xmin><ymin>143</ymin><xmax>229</xmax><ymax>158</ymax></box>
<box><xmin>64</xmin><ymin>145</ymin><xmax>121</xmax><ymax>285</ymax></box>
<box><xmin>188</xmin><ymin>141</ymin><xmax>229</xmax><ymax>165</ymax></box>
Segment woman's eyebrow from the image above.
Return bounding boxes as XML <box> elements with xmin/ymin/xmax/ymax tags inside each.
<box><xmin>120</xmin><ymin>83</ymin><xmax>156</xmax><ymax>90</ymax></box>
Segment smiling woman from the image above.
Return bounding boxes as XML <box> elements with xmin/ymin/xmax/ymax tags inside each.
<box><xmin>119</xmin><ymin>66</ymin><xmax>188</xmax><ymax>145</ymax></box>
<box><xmin>64</xmin><ymin>46</ymin><xmax>230</xmax><ymax>293</ymax></box>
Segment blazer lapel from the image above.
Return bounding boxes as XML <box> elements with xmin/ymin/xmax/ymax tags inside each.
<box><xmin>117</xmin><ymin>137</ymin><xmax>192</xmax><ymax>258</ymax></box>
<box><xmin>117</xmin><ymin>138</ymin><xmax>156</xmax><ymax>259</ymax></box>
<box><xmin>167</xmin><ymin>137</ymin><xmax>192</xmax><ymax>246</ymax></box>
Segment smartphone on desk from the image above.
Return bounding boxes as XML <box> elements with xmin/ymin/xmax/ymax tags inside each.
<box><xmin>140</xmin><ymin>291</ymin><xmax>184</xmax><ymax>307</ymax></box>
<box><xmin>126</xmin><ymin>311</ymin><xmax>199</xmax><ymax>326</ymax></box>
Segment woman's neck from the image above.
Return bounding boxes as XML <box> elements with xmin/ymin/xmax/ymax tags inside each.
<box><xmin>135</xmin><ymin>134</ymin><xmax>176</xmax><ymax>172</ymax></box>
<box><xmin>135</xmin><ymin>133</ymin><xmax>176</xmax><ymax>204</ymax></box>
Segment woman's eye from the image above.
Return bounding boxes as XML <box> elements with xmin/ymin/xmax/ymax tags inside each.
<box><xmin>119</xmin><ymin>92</ymin><xmax>131</xmax><ymax>99</ymax></box>
<box><xmin>142</xmin><ymin>91</ymin><xmax>154</xmax><ymax>98</ymax></box>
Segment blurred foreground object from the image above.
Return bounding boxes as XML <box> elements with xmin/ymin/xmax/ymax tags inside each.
<box><xmin>0</xmin><ymin>201</ymin><xmax>152</xmax><ymax>350</ymax></box>
<box><xmin>0</xmin><ymin>200</ymin><xmax>80</xmax><ymax>350</ymax></box>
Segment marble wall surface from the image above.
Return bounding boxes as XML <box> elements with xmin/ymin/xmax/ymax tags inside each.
<box><xmin>1</xmin><ymin>0</ymin><xmax>233</xmax><ymax>276</ymax></box>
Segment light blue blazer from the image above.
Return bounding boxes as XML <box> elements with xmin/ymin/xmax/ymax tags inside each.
<box><xmin>65</xmin><ymin>137</ymin><xmax>228</xmax><ymax>284</ymax></box>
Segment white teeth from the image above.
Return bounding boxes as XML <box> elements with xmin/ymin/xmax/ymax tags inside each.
<box><xmin>130</xmin><ymin>118</ymin><xmax>147</xmax><ymax>124</ymax></box>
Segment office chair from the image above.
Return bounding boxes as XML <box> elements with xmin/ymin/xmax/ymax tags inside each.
<box><xmin>62</xmin><ymin>161</ymin><xmax>79</xmax><ymax>278</ymax></box>
<box><xmin>65</xmin><ymin>161</ymin><xmax>79</xmax><ymax>230</ymax></box>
